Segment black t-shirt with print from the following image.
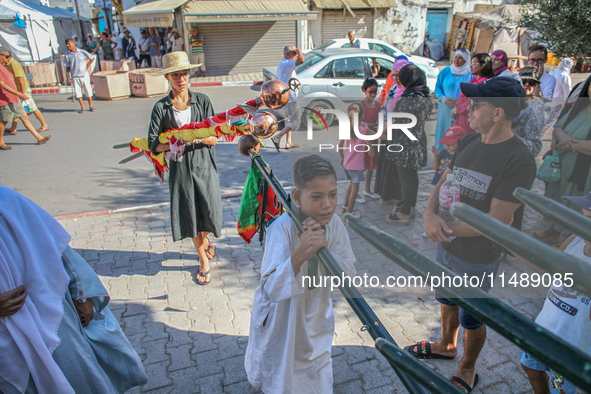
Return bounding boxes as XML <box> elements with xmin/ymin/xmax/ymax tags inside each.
<box><xmin>442</xmin><ymin>132</ymin><xmax>536</xmax><ymax>265</ymax></box>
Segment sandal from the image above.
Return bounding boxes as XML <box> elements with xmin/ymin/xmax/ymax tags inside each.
<box><xmin>451</xmin><ymin>374</ymin><xmax>479</xmax><ymax>393</ymax></box>
<box><xmin>271</xmin><ymin>138</ymin><xmax>280</xmax><ymax>153</ymax></box>
<box><xmin>78</xmin><ymin>109</ymin><xmax>85</xmax><ymax>114</ymax></box>
<box><xmin>0</xmin><ymin>144</ymin><xmax>12</xmax><ymax>150</ymax></box>
<box><xmin>404</xmin><ymin>341</ymin><xmax>455</xmax><ymax>360</ymax></box>
<box><xmin>196</xmin><ymin>270</ymin><xmax>210</xmax><ymax>285</ymax></box>
<box><xmin>533</xmin><ymin>229</ymin><xmax>558</xmax><ymax>239</ymax></box>
<box><xmin>385</xmin><ymin>212</ymin><xmax>410</xmax><ymax>225</ymax></box>
<box><xmin>205</xmin><ymin>243</ymin><xmax>216</xmax><ymax>259</ymax></box>
<box><xmin>89</xmin><ymin>107</ymin><xmax>96</xmax><ymax>112</ymax></box>
<box><xmin>37</xmin><ymin>135</ymin><xmax>52</xmax><ymax>145</ymax></box>
<box><xmin>394</xmin><ymin>204</ymin><xmax>416</xmax><ymax>218</ymax></box>
<box><xmin>285</xmin><ymin>144</ymin><xmax>300</xmax><ymax>149</ymax></box>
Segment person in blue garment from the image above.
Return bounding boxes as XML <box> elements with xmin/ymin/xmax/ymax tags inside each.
<box><xmin>0</xmin><ymin>186</ymin><xmax>148</xmax><ymax>394</ymax></box>
<box><xmin>434</xmin><ymin>49</ymin><xmax>472</xmax><ymax>148</ymax></box>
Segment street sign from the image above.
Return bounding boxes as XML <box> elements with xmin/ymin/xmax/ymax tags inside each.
<box><xmin>93</xmin><ymin>0</ymin><xmax>113</xmax><ymax>9</ymax></box>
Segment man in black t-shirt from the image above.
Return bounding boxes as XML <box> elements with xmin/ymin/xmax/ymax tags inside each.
<box><xmin>404</xmin><ymin>77</ymin><xmax>536</xmax><ymax>392</ymax></box>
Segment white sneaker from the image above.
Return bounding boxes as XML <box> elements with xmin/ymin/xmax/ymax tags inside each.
<box><xmin>362</xmin><ymin>191</ymin><xmax>380</xmax><ymax>199</ymax></box>
<box><xmin>356</xmin><ymin>197</ymin><xmax>366</xmax><ymax>204</ymax></box>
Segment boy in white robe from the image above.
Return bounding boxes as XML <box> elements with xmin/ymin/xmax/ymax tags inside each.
<box><xmin>245</xmin><ymin>155</ymin><xmax>356</xmax><ymax>394</ymax></box>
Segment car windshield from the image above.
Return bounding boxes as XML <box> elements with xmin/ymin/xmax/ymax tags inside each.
<box><xmin>313</xmin><ymin>41</ymin><xmax>335</xmax><ymax>51</ymax></box>
<box><xmin>296</xmin><ymin>52</ymin><xmax>325</xmax><ymax>73</ymax></box>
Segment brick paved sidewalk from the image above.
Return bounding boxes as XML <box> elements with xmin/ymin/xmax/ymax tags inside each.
<box><xmin>58</xmin><ymin>173</ymin><xmax>554</xmax><ymax>394</ymax></box>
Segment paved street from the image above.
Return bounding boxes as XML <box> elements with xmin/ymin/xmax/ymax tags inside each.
<box><xmin>58</xmin><ymin>170</ymin><xmax>552</xmax><ymax>394</ymax></box>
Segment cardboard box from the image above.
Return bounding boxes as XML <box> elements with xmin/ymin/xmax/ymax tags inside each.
<box><xmin>99</xmin><ymin>60</ymin><xmax>137</xmax><ymax>72</ymax></box>
<box><xmin>25</xmin><ymin>63</ymin><xmax>58</xmax><ymax>87</ymax></box>
<box><xmin>91</xmin><ymin>71</ymin><xmax>131</xmax><ymax>100</ymax></box>
<box><xmin>129</xmin><ymin>69</ymin><xmax>168</xmax><ymax>97</ymax></box>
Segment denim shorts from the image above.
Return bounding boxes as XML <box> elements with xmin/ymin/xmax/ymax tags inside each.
<box><xmin>434</xmin><ymin>243</ymin><xmax>502</xmax><ymax>330</ymax></box>
<box><xmin>345</xmin><ymin>169</ymin><xmax>365</xmax><ymax>184</ymax></box>
<box><xmin>520</xmin><ymin>351</ymin><xmax>575</xmax><ymax>394</ymax></box>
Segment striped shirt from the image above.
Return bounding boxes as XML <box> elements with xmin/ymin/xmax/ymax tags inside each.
<box><xmin>189</xmin><ymin>35</ymin><xmax>204</xmax><ymax>55</ymax></box>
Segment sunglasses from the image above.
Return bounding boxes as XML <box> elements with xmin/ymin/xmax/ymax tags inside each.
<box><xmin>169</xmin><ymin>71</ymin><xmax>190</xmax><ymax>80</ymax></box>
<box><xmin>528</xmin><ymin>58</ymin><xmax>546</xmax><ymax>64</ymax></box>
<box><xmin>522</xmin><ymin>80</ymin><xmax>539</xmax><ymax>86</ymax></box>
<box><xmin>468</xmin><ymin>99</ymin><xmax>496</xmax><ymax>112</ymax></box>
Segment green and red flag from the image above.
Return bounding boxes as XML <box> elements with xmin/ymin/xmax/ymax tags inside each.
<box><xmin>237</xmin><ymin>162</ymin><xmax>282</xmax><ymax>243</ymax></box>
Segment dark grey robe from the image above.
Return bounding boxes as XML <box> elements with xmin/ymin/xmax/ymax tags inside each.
<box><xmin>148</xmin><ymin>91</ymin><xmax>221</xmax><ymax>241</ymax></box>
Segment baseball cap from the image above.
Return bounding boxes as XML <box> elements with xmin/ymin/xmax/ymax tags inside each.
<box><xmin>439</xmin><ymin>126</ymin><xmax>467</xmax><ymax>145</ymax></box>
<box><xmin>460</xmin><ymin>76</ymin><xmax>528</xmax><ymax>117</ymax></box>
<box><xmin>141</xmin><ymin>30</ymin><xmax>147</xmax><ymax>34</ymax></box>
<box><xmin>562</xmin><ymin>192</ymin><xmax>591</xmax><ymax>211</ymax></box>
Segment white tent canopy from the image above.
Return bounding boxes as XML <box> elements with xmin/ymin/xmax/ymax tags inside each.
<box><xmin>0</xmin><ymin>0</ymin><xmax>92</xmax><ymax>62</ymax></box>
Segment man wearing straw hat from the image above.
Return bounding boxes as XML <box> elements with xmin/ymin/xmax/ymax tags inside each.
<box><xmin>147</xmin><ymin>52</ymin><xmax>220</xmax><ymax>285</ymax></box>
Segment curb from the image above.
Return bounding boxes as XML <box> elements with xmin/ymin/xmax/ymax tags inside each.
<box><xmin>53</xmin><ymin>192</ymin><xmax>244</xmax><ymax>220</ymax></box>
<box><xmin>190</xmin><ymin>80</ymin><xmax>262</xmax><ymax>88</ymax></box>
<box><xmin>31</xmin><ymin>87</ymin><xmax>74</xmax><ymax>95</ymax></box>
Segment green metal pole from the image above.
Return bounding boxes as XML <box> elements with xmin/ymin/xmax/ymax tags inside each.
<box><xmin>513</xmin><ymin>187</ymin><xmax>591</xmax><ymax>241</ymax></box>
<box><xmin>450</xmin><ymin>202</ymin><xmax>591</xmax><ymax>297</ymax></box>
<box><xmin>343</xmin><ymin>213</ymin><xmax>591</xmax><ymax>391</ymax></box>
<box><xmin>249</xmin><ymin>152</ymin><xmax>436</xmax><ymax>394</ymax></box>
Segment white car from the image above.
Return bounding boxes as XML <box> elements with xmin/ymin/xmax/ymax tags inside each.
<box><xmin>313</xmin><ymin>38</ymin><xmax>439</xmax><ymax>92</ymax></box>
<box><xmin>263</xmin><ymin>48</ymin><xmax>434</xmax><ymax>128</ymax></box>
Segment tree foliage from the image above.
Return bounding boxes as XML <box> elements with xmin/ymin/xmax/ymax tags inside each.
<box><xmin>519</xmin><ymin>0</ymin><xmax>591</xmax><ymax>58</ymax></box>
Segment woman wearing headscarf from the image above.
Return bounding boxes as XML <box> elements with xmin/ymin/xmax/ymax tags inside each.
<box><xmin>377</xmin><ymin>55</ymin><xmax>408</xmax><ymax>107</ymax></box>
<box><xmin>452</xmin><ymin>53</ymin><xmax>495</xmax><ymax>135</ymax></box>
<box><xmin>384</xmin><ymin>64</ymin><xmax>433</xmax><ymax>225</ymax></box>
<box><xmin>148</xmin><ymin>52</ymin><xmax>221</xmax><ymax>285</ymax></box>
<box><xmin>535</xmin><ymin>75</ymin><xmax>591</xmax><ymax>240</ymax></box>
<box><xmin>373</xmin><ymin>57</ymin><xmax>410</xmax><ymax>205</ymax></box>
<box><xmin>433</xmin><ymin>49</ymin><xmax>472</xmax><ymax>148</ymax></box>
<box><xmin>512</xmin><ymin>66</ymin><xmax>545</xmax><ymax>157</ymax></box>
<box><xmin>0</xmin><ymin>186</ymin><xmax>148</xmax><ymax>394</ymax></box>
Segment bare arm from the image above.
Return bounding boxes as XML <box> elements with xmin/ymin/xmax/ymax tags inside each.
<box><xmin>424</xmin><ymin>167</ymin><xmax>454</xmax><ymax>242</ymax></box>
<box><xmin>0</xmin><ymin>81</ymin><xmax>27</xmax><ymax>100</ymax></box>
<box><xmin>431</xmin><ymin>146</ymin><xmax>439</xmax><ymax>171</ymax></box>
<box><xmin>446</xmin><ymin>198</ymin><xmax>521</xmax><ymax>237</ymax></box>
<box><xmin>295</xmin><ymin>48</ymin><xmax>304</xmax><ymax>66</ymax></box>
<box><xmin>514</xmin><ymin>233</ymin><xmax>576</xmax><ymax>275</ymax></box>
<box><xmin>65</xmin><ymin>66</ymin><xmax>71</xmax><ymax>82</ymax></box>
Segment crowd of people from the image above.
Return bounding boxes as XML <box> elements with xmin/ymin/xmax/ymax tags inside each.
<box><xmin>1</xmin><ymin>30</ymin><xmax>589</xmax><ymax>393</ymax></box>
<box><xmin>82</xmin><ymin>26</ymin><xmax>206</xmax><ymax>76</ymax></box>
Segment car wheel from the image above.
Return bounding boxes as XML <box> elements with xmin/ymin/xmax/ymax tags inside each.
<box><xmin>300</xmin><ymin>100</ymin><xmax>335</xmax><ymax>131</ymax></box>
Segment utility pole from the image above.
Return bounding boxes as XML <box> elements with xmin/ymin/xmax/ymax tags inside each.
<box><xmin>73</xmin><ymin>0</ymin><xmax>86</xmax><ymax>48</ymax></box>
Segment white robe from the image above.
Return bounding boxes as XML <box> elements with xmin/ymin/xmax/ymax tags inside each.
<box><xmin>245</xmin><ymin>212</ymin><xmax>356</xmax><ymax>394</ymax></box>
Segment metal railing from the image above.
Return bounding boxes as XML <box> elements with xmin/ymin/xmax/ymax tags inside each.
<box><xmin>249</xmin><ymin>150</ymin><xmax>458</xmax><ymax>394</ymax></box>
<box><xmin>249</xmin><ymin>150</ymin><xmax>591</xmax><ymax>392</ymax></box>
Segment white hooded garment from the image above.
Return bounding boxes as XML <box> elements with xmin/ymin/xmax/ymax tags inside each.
<box><xmin>245</xmin><ymin>212</ymin><xmax>356</xmax><ymax>394</ymax></box>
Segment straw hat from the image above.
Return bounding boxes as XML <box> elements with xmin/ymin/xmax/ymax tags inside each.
<box><xmin>148</xmin><ymin>51</ymin><xmax>201</xmax><ymax>76</ymax></box>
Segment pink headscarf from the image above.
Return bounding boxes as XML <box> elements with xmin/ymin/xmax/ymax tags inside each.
<box><xmin>388</xmin><ymin>59</ymin><xmax>411</xmax><ymax>112</ymax></box>
<box><xmin>491</xmin><ymin>49</ymin><xmax>508</xmax><ymax>76</ymax></box>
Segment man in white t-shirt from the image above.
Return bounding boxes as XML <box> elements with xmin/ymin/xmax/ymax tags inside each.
<box><xmin>270</xmin><ymin>45</ymin><xmax>304</xmax><ymax>152</ymax></box>
<box><xmin>520</xmin><ymin>192</ymin><xmax>591</xmax><ymax>394</ymax></box>
<box><xmin>169</xmin><ymin>29</ymin><xmax>184</xmax><ymax>52</ymax></box>
<box><xmin>528</xmin><ymin>45</ymin><xmax>556</xmax><ymax>101</ymax></box>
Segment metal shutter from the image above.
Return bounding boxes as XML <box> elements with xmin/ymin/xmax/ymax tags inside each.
<box><xmin>195</xmin><ymin>21</ymin><xmax>296</xmax><ymax>75</ymax></box>
<box><xmin>321</xmin><ymin>9</ymin><xmax>374</xmax><ymax>42</ymax></box>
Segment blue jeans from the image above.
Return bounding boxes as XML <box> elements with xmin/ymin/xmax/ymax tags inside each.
<box><xmin>434</xmin><ymin>243</ymin><xmax>502</xmax><ymax>330</ymax></box>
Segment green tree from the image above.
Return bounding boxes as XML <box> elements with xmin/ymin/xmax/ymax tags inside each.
<box><xmin>519</xmin><ymin>0</ymin><xmax>591</xmax><ymax>59</ymax></box>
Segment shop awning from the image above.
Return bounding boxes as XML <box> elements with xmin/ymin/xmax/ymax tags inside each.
<box><xmin>122</xmin><ymin>0</ymin><xmax>187</xmax><ymax>27</ymax></box>
<box><xmin>311</xmin><ymin>0</ymin><xmax>398</xmax><ymax>8</ymax></box>
<box><xmin>182</xmin><ymin>1</ymin><xmax>318</xmax><ymax>23</ymax></box>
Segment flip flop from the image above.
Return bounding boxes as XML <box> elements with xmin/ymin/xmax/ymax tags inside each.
<box><xmin>385</xmin><ymin>212</ymin><xmax>410</xmax><ymax>225</ymax></box>
<box><xmin>196</xmin><ymin>270</ymin><xmax>210</xmax><ymax>285</ymax></box>
<box><xmin>205</xmin><ymin>243</ymin><xmax>216</xmax><ymax>259</ymax></box>
<box><xmin>404</xmin><ymin>341</ymin><xmax>455</xmax><ymax>360</ymax></box>
<box><xmin>89</xmin><ymin>107</ymin><xmax>96</xmax><ymax>112</ymax></box>
<box><xmin>78</xmin><ymin>109</ymin><xmax>85</xmax><ymax>114</ymax></box>
<box><xmin>271</xmin><ymin>138</ymin><xmax>280</xmax><ymax>153</ymax></box>
<box><xmin>38</xmin><ymin>135</ymin><xmax>52</xmax><ymax>145</ymax></box>
<box><xmin>451</xmin><ymin>374</ymin><xmax>479</xmax><ymax>393</ymax></box>
<box><xmin>285</xmin><ymin>144</ymin><xmax>300</xmax><ymax>149</ymax></box>
<box><xmin>0</xmin><ymin>144</ymin><xmax>12</xmax><ymax>150</ymax></box>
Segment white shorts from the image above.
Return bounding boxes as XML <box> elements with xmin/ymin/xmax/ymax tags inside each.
<box><xmin>284</xmin><ymin>101</ymin><xmax>301</xmax><ymax>131</ymax></box>
<box><xmin>151</xmin><ymin>55</ymin><xmax>162</xmax><ymax>68</ymax></box>
<box><xmin>73</xmin><ymin>75</ymin><xmax>92</xmax><ymax>99</ymax></box>
<box><xmin>191</xmin><ymin>53</ymin><xmax>206</xmax><ymax>71</ymax></box>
